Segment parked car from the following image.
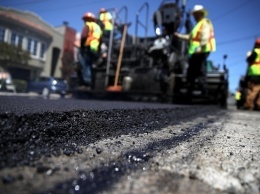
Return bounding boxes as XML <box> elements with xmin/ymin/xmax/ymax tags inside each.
<box><xmin>0</xmin><ymin>67</ymin><xmax>16</xmax><ymax>93</ymax></box>
<box><xmin>27</xmin><ymin>76</ymin><xmax>69</xmax><ymax>97</ymax></box>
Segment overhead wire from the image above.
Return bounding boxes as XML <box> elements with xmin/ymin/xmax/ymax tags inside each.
<box><xmin>2</xmin><ymin>0</ymin><xmax>107</xmax><ymax>7</ymax></box>
<box><xmin>216</xmin><ymin>21</ymin><xmax>259</xmax><ymax>37</ymax></box>
<box><xmin>228</xmin><ymin>59</ymin><xmax>246</xmax><ymax>68</ymax></box>
<box><xmin>3</xmin><ymin>0</ymin><xmax>117</xmax><ymax>11</ymax></box>
<box><xmin>204</xmin><ymin>0</ymin><xmax>258</xmax><ymax>48</ymax></box>
<box><xmin>211</xmin><ymin>0</ymin><xmax>256</xmax><ymax>22</ymax></box>
<box><xmin>217</xmin><ymin>34</ymin><xmax>259</xmax><ymax>46</ymax></box>
<box><xmin>3</xmin><ymin>0</ymin><xmax>49</xmax><ymax>6</ymax></box>
<box><xmin>3</xmin><ymin>0</ymin><xmax>258</xmax><ymax>48</ymax></box>
<box><xmin>4</xmin><ymin>0</ymin><xmax>257</xmax><ymax>35</ymax></box>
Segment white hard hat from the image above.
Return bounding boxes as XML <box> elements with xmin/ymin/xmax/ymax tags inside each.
<box><xmin>191</xmin><ymin>5</ymin><xmax>208</xmax><ymax>17</ymax></box>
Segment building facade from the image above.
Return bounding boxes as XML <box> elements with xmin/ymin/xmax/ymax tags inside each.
<box><xmin>55</xmin><ymin>22</ymin><xmax>77</xmax><ymax>85</ymax></box>
<box><xmin>0</xmin><ymin>6</ymin><xmax>76</xmax><ymax>83</ymax></box>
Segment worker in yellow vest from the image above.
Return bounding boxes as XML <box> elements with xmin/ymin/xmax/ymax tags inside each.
<box><xmin>174</xmin><ymin>5</ymin><xmax>216</xmax><ymax>100</ymax></box>
<box><xmin>99</xmin><ymin>8</ymin><xmax>113</xmax><ymax>39</ymax></box>
<box><xmin>244</xmin><ymin>38</ymin><xmax>260</xmax><ymax>110</ymax></box>
<box><xmin>79</xmin><ymin>12</ymin><xmax>102</xmax><ymax>89</ymax></box>
<box><xmin>235</xmin><ymin>89</ymin><xmax>242</xmax><ymax>109</ymax></box>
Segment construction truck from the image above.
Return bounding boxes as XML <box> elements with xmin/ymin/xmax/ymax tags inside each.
<box><xmin>74</xmin><ymin>0</ymin><xmax>229</xmax><ymax>107</ymax></box>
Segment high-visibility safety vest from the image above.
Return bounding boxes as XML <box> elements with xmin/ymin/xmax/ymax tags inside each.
<box><xmin>99</xmin><ymin>12</ymin><xmax>113</xmax><ymax>31</ymax></box>
<box><xmin>248</xmin><ymin>48</ymin><xmax>260</xmax><ymax>76</ymax></box>
<box><xmin>235</xmin><ymin>91</ymin><xmax>241</xmax><ymax>101</ymax></box>
<box><xmin>189</xmin><ymin>18</ymin><xmax>216</xmax><ymax>55</ymax></box>
<box><xmin>85</xmin><ymin>21</ymin><xmax>102</xmax><ymax>52</ymax></box>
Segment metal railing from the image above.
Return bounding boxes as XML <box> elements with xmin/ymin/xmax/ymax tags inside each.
<box><xmin>135</xmin><ymin>2</ymin><xmax>149</xmax><ymax>44</ymax></box>
<box><xmin>116</xmin><ymin>6</ymin><xmax>128</xmax><ymax>25</ymax></box>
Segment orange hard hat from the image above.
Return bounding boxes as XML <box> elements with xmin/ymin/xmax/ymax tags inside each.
<box><xmin>99</xmin><ymin>8</ymin><xmax>106</xmax><ymax>13</ymax></box>
<box><xmin>82</xmin><ymin>12</ymin><xmax>96</xmax><ymax>21</ymax></box>
<box><xmin>255</xmin><ymin>38</ymin><xmax>260</xmax><ymax>45</ymax></box>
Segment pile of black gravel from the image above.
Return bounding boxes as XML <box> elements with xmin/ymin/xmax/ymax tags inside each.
<box><xmin>0</xmin><ymin>107</ymin><xmax>213</xmax><ymax>169</ymax></box>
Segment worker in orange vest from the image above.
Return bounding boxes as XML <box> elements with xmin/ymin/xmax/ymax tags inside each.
<box><xmin>79</xmin><ymin>12</ymin><xmax>102</xmax><ymax>89</ymax></box>
<box><xmin>174</xmin><ymin>5</ymin><xmax>216</xmax><ymax>100</ymax></box>
<box><xmin>244</xmin><ymin>38</ymin><xmax>260</xmax><ymax>110</ymax></box>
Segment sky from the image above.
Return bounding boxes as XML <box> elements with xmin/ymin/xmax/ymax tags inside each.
<box><xmin>0</xmin><ymin>0</ymin><xmax>259</xmax><ymax>93</ymax></box>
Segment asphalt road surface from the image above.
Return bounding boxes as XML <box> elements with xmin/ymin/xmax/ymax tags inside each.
<box><xmin>0</xmin><ymin>95</ymin><xmax>259</xmax><ymax>194</ymax></box>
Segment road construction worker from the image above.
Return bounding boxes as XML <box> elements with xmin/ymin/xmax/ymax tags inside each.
<box><xmin>243</xmin><ymin>38</ymin><xmax>260</xmax><ymax>110</ymax></box>
<box><xmin>174</xmin><ymin>5</ymin><xmax>216</xmax><ymax>101</ymax></box>
<box><xmin>235</xmin><ymin>88</ymin><xmax>242</xmax><ymax>109</ymax></box>
<box><xmin>79</xmin><ymin>12</ymin><xmax>102</xmax><ymax>89</ymax></box>
<box><xmin>99</xmin><ymin>8</ymin><xmax>113</xmax><ymax>39</ymax></box>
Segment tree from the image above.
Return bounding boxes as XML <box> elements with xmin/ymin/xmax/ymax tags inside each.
<box><xmin>0</xmin><ymin>42</ymin><xmax>30</xmax><ymax>68</ymax></box>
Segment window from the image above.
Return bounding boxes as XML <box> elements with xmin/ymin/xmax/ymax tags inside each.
<box><xmin>17</xmin><ymin>34</ymin><xmax>23</xmax><ymax>47</ymax></box>
<box><xmin>32</xmin><ymin>40</ymin><xmax>38</xmax><ymax>56</ymax></box>
<box><xmin>27</xmin><ymin>38</ymin><xmax>38</xmax><ymax>56</ymax></box>
<box><xmin>27</xmin><ymin>38</ymin><xmax>32</xmax><ymax>51</ymax></box>
<box><xmin>26</xmin><ymin>38</ymin><xmax>46</xmax><ymax>59</ymax></box>
<box><xmin>0</xmin><ymin>27</ymin><xmax>6</xmax><ymax>42</ymax></box>
<box><xmin>10</xmin><ymin>31</ymin><xmax>23</xmax><ymax>47</ymax></box>
<box><xmin>40</xmin><ymin>42</ymin><xmax>46</xmax><ymax>59</ymax></box>
<box><xmin>10</xmin><ymin>32</ymin><xmax>16</xmax><ymax>45</ymax></box>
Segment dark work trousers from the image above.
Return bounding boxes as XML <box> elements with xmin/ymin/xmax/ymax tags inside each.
<box><xmin>186</xmin><ymin>52</ymin><xmax>210</xmax><ymax>97</ymax></box>
<box><xmin>79</xmin><ymin>48</ymin><xmax>97</xmax><ymax>88</ymax></box>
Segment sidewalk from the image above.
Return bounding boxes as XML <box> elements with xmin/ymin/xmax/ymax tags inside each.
<box><xmin>0</xmin><ymin>91</ymin><xmax>71</xmax><ymax>99</ymax></box>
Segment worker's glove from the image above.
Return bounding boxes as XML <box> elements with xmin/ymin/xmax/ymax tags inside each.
<box><xmin>174</xmin><ymin>32</ymin><xmax>180</xmax><ymax>37</ymax></box>
<box><xmin>195</xmin><ymin>46</ymin><xmax>202</xmax><ymax>53</ymax></box>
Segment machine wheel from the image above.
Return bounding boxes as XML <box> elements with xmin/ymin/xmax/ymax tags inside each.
<box><xmin>218</xmin><ymin>84</ymin><xmax>228</xmax><ymax>109</ymax></box>
<box><xmin>42</xmin><ymin>87</ymin><xmax>50</xmax><ymax>98</ymax></box>
<box><xmin>219</xmin><ymin>94</ymin><xmax>227</xmax><ymax>108</ymax></box>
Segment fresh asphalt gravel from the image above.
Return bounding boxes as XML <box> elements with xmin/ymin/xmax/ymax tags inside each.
<box><xmin>0</xmin><ymin>96</ymin><xmax>259</xmax><ymax>194</ymax></box>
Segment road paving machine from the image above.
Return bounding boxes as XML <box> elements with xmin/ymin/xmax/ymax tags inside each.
<box><xmin>74</xmin><ymin>0</ymin><xmax>229</xmax><ymax>107</ymax></box>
